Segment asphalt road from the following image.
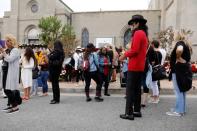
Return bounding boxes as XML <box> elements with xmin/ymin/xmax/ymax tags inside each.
<box><xmin>0</xmin><ymin>94</ymin><xmax>197</xmax><ymax>131</ymax></box>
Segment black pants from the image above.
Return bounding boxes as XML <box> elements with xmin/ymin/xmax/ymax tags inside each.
<box><xmin>84</xmin><ymin>71</ymin><xmax>102</xmax><ymax>97</ymax></box>
<box><xmin>2</xmin><ymin>69</ymin><xmax>8</xmax><ymax>90</ymax></box>
<box><xmin>50</xmin><ymin>69</ymin><xmax>61</xmax><ymax>102</ymax></box>
<box><xmin>4</xmin><ymin>90</ymin><xmax>18</xmax><ymax>107</ymax></box>
<box><xmin>125</xmin><ymin>71</ymin><xmax>143</xmax><ymax>115</ymax></box>
<box><xmin>141</xmin><ymin>72</ymin><xmax>149</xmax><ymax>93</ymax></box>
<box><xmin>65</xmin><ymin>66</ymin><xmax>73</xmax><ymax>82</ymax></box>
<box><xmin>100</xmin><ymin>73</ymin><xmax>110</xmax><ymax>94</ymax></box>
<box><xmin>2</xmin><ymin>69</ymin><xmax>11</xmax><ymax>106</ymax></box>
<box><xmin>76</xmin><ymin>69</ymin><xmax>84</xmax><ymax>82</ymax></box>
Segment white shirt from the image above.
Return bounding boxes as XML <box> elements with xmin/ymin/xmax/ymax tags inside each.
<box><xmin>159</xmin><ymin>48</ymin><xmax>167</xmax><ymax>65</ymax></box>
<box><xmin>73</xmin><ymin>52</ymin><xmax>80</xmax><ymax>70</ymax></box>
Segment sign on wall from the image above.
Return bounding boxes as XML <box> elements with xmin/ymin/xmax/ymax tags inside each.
<box><xmin>95</xmin><ymin>37</ymin><xmax>114</xmax><ymax>48</ymax></box>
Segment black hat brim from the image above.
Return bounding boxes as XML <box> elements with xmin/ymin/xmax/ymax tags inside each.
<box><xmin>128</xmin><ymin>19</ymin><xmax>147</xmax><ymax>25</ymax></box>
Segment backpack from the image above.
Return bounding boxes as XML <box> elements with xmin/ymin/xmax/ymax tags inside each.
<box><xmin>82</xmin><ymin>53</ymin><xmax>98</xmax><ymax>72</ymax></box>
<box><xmin>83</xmin><ymin>59</ymin><xmax>90</xmax><ymax>71</ymax></box>
<box><xmin>77</xmin><ymin>55</ymin><xmax>84</xmax><ymax>69</ymax></box>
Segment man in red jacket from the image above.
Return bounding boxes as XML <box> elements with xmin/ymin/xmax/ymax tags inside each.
<box><xmin>119</xmin><ymin>14</ymin><xmax>149</xmax><ymax>120</ymax></box>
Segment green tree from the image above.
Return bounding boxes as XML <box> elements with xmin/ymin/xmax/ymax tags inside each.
<box><xmin>61</xmin><ymin>24</ymin><xmax>78</xmax><ymax>56</ymax></box>
<box><xmin>38</xmin><ymin>16</ymin><xmax>62</xmax><ymax>47</ymax></box>
<box><xmin>156</xmin><ymin>26</ymin><xmax>193</xmax><ymax>58</ymax></box>
<box><xmin>38</xmin><ymin>16</ymin><xmax>78</xmax><ymax>54</ymax></box>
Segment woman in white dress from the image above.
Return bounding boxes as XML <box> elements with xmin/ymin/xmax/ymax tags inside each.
<box><xmin>21</xmin><ymin>47</ymin><xmax>35</xmax><ymax>100</ymax></box>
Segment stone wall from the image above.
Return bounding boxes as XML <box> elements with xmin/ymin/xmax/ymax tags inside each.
<box><xmin>149</xmin><ymin>0</ymin><xmax>197</xmax><ymax>61</ymax></box>
<box><xmin>72</xmin><ymin>10</ymin><xmax>161</xmax><ymax>47</ymax></box>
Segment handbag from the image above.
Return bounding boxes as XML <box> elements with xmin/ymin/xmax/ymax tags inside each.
<box><xmin>152</xmin><ymin>64</ymin><xmax>167</xmax><ymax>81</ymax></box>
<box><xmin>32</xmin><ymin>66</ymin><xmax>39</xmax><ymax>79</ymax></box>
<box><xmin>146</xmin><ymin>64</ymin><xmax>153</xmax><ymax>88</ymax></box>
<box><xmin>152</xmin><ymin>50</ymin><xmax>167</xmax><ymax>81</ymax></box>
<box><xmin>32</xmin><ymin>59</ymin><xmax>40</xmax><ymax>79</ymax></box>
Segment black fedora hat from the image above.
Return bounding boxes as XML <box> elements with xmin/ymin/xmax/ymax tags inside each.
<box><xmin>128</xmin><ymin>14</ymin><xmax>147</xmax><ymax>25</ymax></box>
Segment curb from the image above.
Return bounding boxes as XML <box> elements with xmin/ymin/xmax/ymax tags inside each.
<box><xmin>46</xmin><ymin>87</ymin><xmax>197</xmax><ymax>95</ymax></box>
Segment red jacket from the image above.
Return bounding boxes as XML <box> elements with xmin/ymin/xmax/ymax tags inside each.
<box><xmin>124</xmin><ymin>30</ymin><xmax>148</xmax><ymax>71</ymax></box>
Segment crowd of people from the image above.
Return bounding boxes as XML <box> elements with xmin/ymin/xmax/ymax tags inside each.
<box><xmin>0</xmin><ymin>14</ymin><xmax>194</xmax><ymax>121</ymax></box>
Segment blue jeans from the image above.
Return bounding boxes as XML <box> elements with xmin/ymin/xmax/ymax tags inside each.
<box><xmin>31</xmin><ymin>79</ymin><xmax>38</xmax><ymax>94</ymax></box>
<box><xmin>40</xmin><ymin>71</ymin><xmax>49</xmax><ymax>93</ymax></box>
<box><xmin>172</xmin><ymin>73</ymin><xmax>186</xmax><ymax>113</ymax></box>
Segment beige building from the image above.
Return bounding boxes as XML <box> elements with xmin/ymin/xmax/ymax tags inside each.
<box><xmin>0</xmin><ymin>0</ymin><xmax>72</xmax><ymax>45</ymax></box>
<box><xmin>0</xmin><ymin>0</ymin><xmax>196</xmax><ymax>60</ymax></box>
<box><xmin>149</xmin><ymin>0</ymin><xmax>197</xmax><ymax>60</ymax></box>
<box><xmin>0</xmin><ymin>0</ymin><xmax>160</xmax><ymax>48</ymax></box>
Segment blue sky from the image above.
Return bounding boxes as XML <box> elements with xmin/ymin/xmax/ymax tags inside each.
<box><xmin>0</xmin><ymin>0</ymin><xmax>150</xmax><ymax>17</ymax></box>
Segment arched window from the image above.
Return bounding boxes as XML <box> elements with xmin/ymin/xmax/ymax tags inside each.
<box><xmin>81</xmin><ymin>28</ymin><xmax>89</xmax><ymax>48</ymax></box>
<box><xmin>27</xmin><ymin>28</ymin><xmax>39</xmax><ymax>45</ymax></box>
<box><xmin>124</xmin><ymin>29</ymin><xmax>131</xmax><ymax>47</ymax></box>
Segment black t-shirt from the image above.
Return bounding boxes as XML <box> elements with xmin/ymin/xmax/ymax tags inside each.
<box><xmin>154</xmin><ymin>51</ymin><xmax>162</xmax><ymax>65</ymax></box>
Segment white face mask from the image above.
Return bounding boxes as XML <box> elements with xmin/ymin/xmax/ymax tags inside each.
<box><xmin>130</xmin><ymin>25</ymin><xmax>134</xmax><ymax>31</ymax></box>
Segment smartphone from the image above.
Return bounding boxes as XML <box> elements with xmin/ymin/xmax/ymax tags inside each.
<box><xmin>0</xmin><ymin>40</ymin><xmax>5</xmax><ymax>48</ymax></box>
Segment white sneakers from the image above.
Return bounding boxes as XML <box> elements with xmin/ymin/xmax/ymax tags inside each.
<box><xmin>148</xmin><ymin>98</ymin><xmax>160</xmax><ymax>104</ymax></box>
<box><xmin>166</xmin><ymin>111</ymin><xmax>183</xmax><ymax>117</ymax></box>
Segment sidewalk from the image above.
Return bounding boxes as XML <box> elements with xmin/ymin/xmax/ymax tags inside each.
<box><xmin>44</xmin><ymin>78</ymin><xmax>197</xmax><ymax>95</ymax></box>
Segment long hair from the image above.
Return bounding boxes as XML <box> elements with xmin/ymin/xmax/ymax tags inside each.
<box><xmin>24</xmin><ymin>47</ymin><xmax>35</xmax><ymax>62</ymax></box>
<box><xmin>54</xmin><ymin>40</ymin><xmax>64</xmax><ymax>52</ymax></box>
<box><xmin>84</xmin><ymin>49</ymin><xmax>91</xmax><ymax>60</ymax></box>
<box><xmin>174</xmin><ymin>30</ymin><xmax>192</xmax><ymax>54</ymax></box>
<box><xmin>84</xmin><ymin>43</ymin><xmax>95</xmax><ymax>60</ymax></box>
<box><xmin>132</xmin><ymin>22</ymin><xmax>148</xmax><ymax>37</ymax></box>
<box><xmin>99</xmin><ymin>47</ymin><xmax>107</xmax><ymax>56</ymax></box>
<box><xmin>54</xmin><ymin>40</ymin><xmax>65</xmax><ymax>58</ymax></box>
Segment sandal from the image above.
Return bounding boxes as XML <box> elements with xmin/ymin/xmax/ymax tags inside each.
<box><xmin>22</xmin><ymin>97</ymin><xmax>29</xmax><ymax>101</ymax></box>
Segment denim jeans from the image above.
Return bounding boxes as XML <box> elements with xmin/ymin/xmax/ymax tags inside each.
<box><xmin>40</xmin><ymin>71</ymin><xmax>49</xmax><ymax>93</ymax></box>
<box><xmin>31</xmin><ymin>79</ymin><xmax>38</xmax><ymax>94</ymax></box>
<box><xmin>172</xmin><ymin>73</ymin><xmax>186</xmax><ymax>113</ymax></box>
<box><xmin>151</xmin><ymin>81</ymin><xmax>159</xmax><ymax>96</ymax></box>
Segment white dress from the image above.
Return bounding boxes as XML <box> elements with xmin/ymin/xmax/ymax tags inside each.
<box><xmin>21</xmin><ymin>57</ymin><xmax>34</xmax><ymax>88</ymax></box>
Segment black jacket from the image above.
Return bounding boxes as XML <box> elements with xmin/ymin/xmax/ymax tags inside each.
<box><xmin>169</xmin><ymin>41</ymin><xmax>192</xmax><ymax>92</ymax></box>
<box><xmin>48</xmin><ymin>50</ymin><xmax>65</xmax><ymax>70</ymax></box>
<box><xmin>170</xmin><ymin>41</ymin><xmax>191</xmax><ymax>73</ymax></box>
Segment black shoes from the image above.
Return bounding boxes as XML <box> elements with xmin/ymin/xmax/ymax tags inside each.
<box><xmin>2</xmin><ymin>106</ymin><xmax>12</xmax><ymax>112</ymax></box>
<box><xmin>104</xmin><ymin>93</ymin><xmax>110</xmax><ymax>96</ymax></box>
<box><xmin>94</xmin><ymin>97</ymin><xmax>104</xmax><ymax>102</ymax></box>
<box><xmin>50</xmin><ymin>100</ymin><xmax>59</xmax><ymax>104</ymax></box>
<box><xmin>120</xmin><ymin>114</ymin><xmax>134</xmax><ymax>120</ymax></box>
<box><xmin>120</xmin><ymin>112</ymin><xmax>142</xmax><ymax>120</ymax></box>
<box><xmin>6</xmin><ymin>108</ymin><xmax>19</xmax><ymax>114</ymax></box>
<box><xmin>86</xmin><ymin>97</ymin><xmax>103</xmax><ymax>102</ymax></box>
<box><xmin>133</xmin><ymin>112</ymin><xmax>142</xmax><ymax>117</ymax></box>
<box><xmin>86</xmin><ymin>97</ymin><xmax>92</xmax><ymax>102</ymax></box>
